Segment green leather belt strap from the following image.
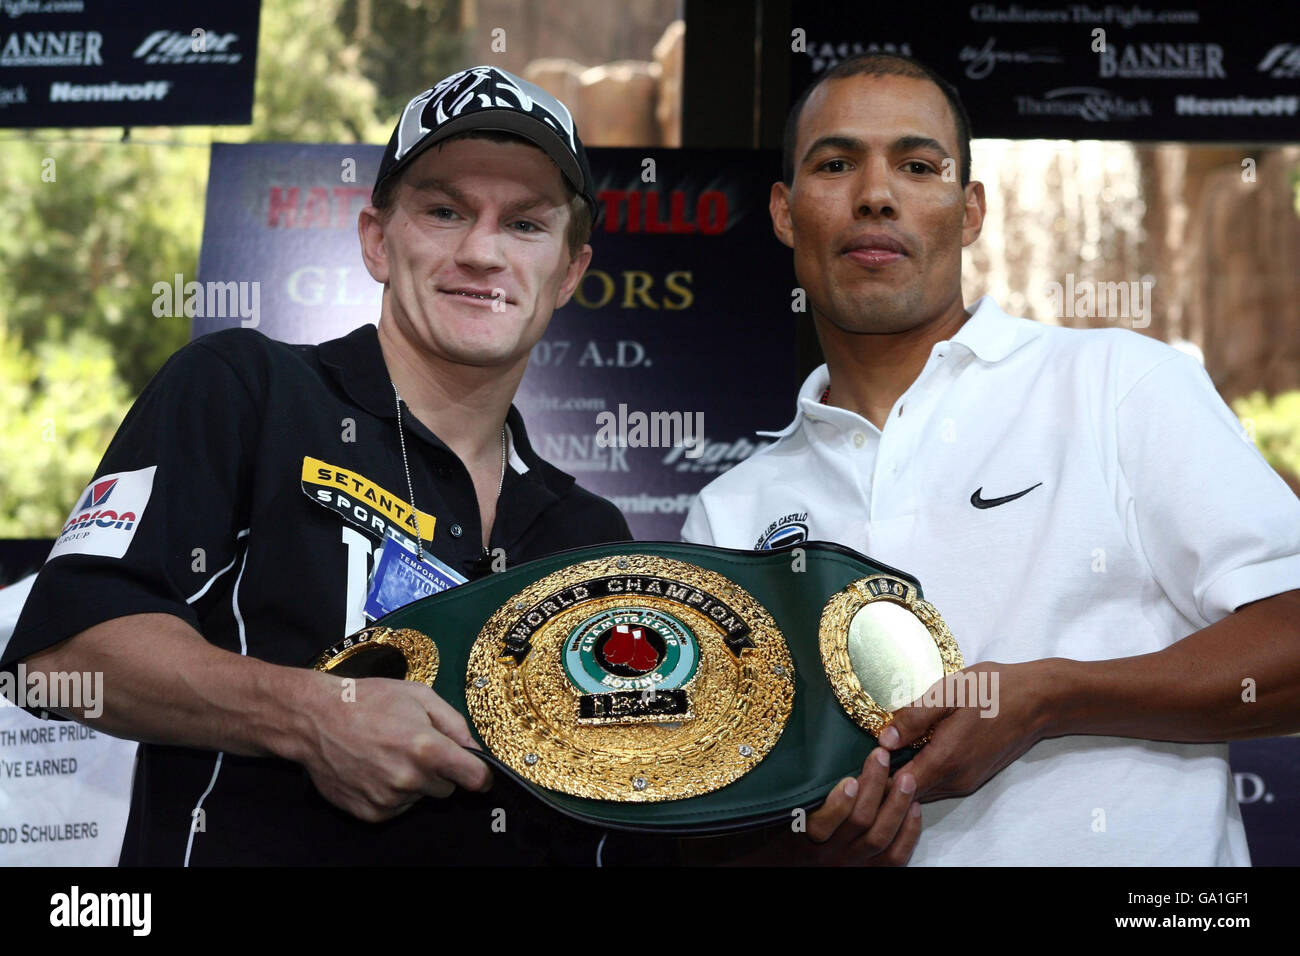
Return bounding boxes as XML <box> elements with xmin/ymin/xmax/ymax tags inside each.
<box><xmin>317</xmin><ymin>540</ymin><xmax>959</xmax><ymax>835</ymax></box>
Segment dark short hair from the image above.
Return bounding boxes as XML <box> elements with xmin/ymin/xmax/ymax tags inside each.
<box><xmin>370</xmin><ymin>129</ymin><xmax>593</xmax><ymax>256</ymax></box>
<box><xmin>782</xmin><ymin>53</ymin><xmax>972</xmax><ymax>188</ymax></box>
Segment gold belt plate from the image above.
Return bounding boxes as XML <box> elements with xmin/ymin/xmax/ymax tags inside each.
<box><xmin>465</xmin><ymin>554</ymin><xmax>795</xmax><ymax>802</ymax></box>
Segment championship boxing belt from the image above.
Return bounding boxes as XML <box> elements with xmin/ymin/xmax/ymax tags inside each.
<box><xmin>313</xmin><ymin>541</ymin><xmax>963</xmax><ymax>835</ymax></box>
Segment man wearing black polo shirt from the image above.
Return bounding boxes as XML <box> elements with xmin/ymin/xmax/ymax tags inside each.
<box><xmin>2</xmin><ymin>66</ymin><xmax>654</xmax><ymax>865</ymax></box>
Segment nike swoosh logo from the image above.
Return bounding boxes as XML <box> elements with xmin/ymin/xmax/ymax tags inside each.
<box><xmin>970</xmin><ymin>482</ymin><xmax>1043</xmax><ymax>509</ymax></box>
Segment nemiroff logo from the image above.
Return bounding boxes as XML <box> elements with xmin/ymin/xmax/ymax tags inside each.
<box><xmin>0</xmin><ymin>30</ymin><xmax>101</xmax><ymax>66</ymax></box>
<box><xmin>49</xmin><ymin>80</ymin><xmax>171</xmax><ymax>103</ymax></box>
<box><xmin>1175</xmin><ymin>95</ymin><xmax>1299</xmax><ymax>117</ymax></box>
<box><xmin>133</xmin><ymin>29</ymin><xmax>241</xmax><ymax>64</ymax></box>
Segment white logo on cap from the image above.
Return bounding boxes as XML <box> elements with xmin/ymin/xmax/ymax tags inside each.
<box><xmin>392</xmin><ymin>66</ymin><xmax>577</xmax><ymax>165</ymax></box>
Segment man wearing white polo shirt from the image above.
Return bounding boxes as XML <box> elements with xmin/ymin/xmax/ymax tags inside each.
<box><xmin>682</xmin><ymin>53</ymin><xmax>1300</xmax><ymax>866</ymax></box>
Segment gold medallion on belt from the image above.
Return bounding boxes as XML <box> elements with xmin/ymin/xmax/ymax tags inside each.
<box><xmin>819</xmin><ymin>574</ymin><xmax>964</xmax><ymax>739</ymax></box>
<box><xmin>314</xmin><ymin>625</ymin><xmax>441</xmax><ymax>686</ymax></box>
<box><xmin>465</xmin><ymin>554</ymin><xmax>795</xmax><ymax>802</ymax></box>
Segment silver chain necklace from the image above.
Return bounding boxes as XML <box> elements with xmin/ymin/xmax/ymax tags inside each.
<box><xmin>393</xmin><ymin>382</ymin><xmax>506</xmax><ymax>563</ymax></box>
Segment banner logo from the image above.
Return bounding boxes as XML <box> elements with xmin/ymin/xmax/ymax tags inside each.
<box><xmin>0</xmin><ymin>30</ymin><xmax>101</xmax><ymax>66</ymax></box>
<box><xmin>1098</xmin><ymin>43</ymin><xmax>1225</xmax><ymax>79</ymax></box>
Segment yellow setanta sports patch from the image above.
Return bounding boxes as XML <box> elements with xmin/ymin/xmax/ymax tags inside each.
<box><xmin>300</xmin><ymin>456</ymin><xmax>436</xmax><ymax>544</ymax></box>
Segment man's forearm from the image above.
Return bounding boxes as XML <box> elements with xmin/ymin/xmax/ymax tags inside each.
<box><xmin>1044</xmin><ymin>589</ymin><xmax>1300</xmax><ymax>742</ymax></box>
<box><xmin>22</xmin><ymin>611</ymin><xmax>327</xmax><ymax>762</ymax></box>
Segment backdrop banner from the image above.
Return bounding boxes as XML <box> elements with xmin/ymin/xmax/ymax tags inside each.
<box><xmin>788</xmin><ymin>0</ymin><xmax>1300</xmax><ymax>142</ymax></box>
<box><xmin>0</xmin><ymin>541</ymin><xmax>136</xmax><ymax>866</ymax></box>
<box><xmin>0</xmin><ymin>0</ymin><xmax>260</xmax><ymax>128</ymax></box>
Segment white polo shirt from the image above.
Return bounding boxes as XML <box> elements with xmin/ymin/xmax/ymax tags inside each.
<box><xmin>682</xmin><ymin>295</ymin><xmax>1300</xmax><ymax>866</ymax></box>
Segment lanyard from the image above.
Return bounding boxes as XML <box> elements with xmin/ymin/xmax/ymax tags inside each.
<box><xmin>392</xmin><ymin>382</ymin><xmax>506</xmax><ymax>563</ymax></box>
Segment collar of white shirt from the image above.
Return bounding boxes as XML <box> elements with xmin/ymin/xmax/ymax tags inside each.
<box><xmin>758</xmin><ymin>295</ymin><xmax>1044</xmax><ymax>439</ymax></box>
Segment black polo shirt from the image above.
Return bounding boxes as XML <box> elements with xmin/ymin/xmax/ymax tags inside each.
<box><xmin>4</xmin><ymin>322</ymin><xmax>667</xmax><ymax>865</ymax></box>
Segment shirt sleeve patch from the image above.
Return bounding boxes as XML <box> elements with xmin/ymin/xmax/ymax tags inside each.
<box><xmin>47</xmin><ymin>466</ymin><xmax>158</xmax><ymax>561</ymax></box>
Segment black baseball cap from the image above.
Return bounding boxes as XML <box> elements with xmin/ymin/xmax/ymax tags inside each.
<box><xmin>373</xmin><ymin>65</ymin><xmax>599</xmax><ymax>224</ymax></box>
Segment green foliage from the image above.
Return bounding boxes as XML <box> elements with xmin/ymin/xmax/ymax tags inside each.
<box><xmin>0</xmin><ymin>327</ymin><xmax>128</xmax><ymax>536</ymax></box>
<box><xmin>247</xmin><ymin>0</ymin><xmax>388</xmax><ymax>143</ymax></box>
<box><xmin>338</xmin><ymin>0</ymin><xmax>468</xmax><ymax>123</ymax></box>
<box><xmin>1233</xmin><ymin>390</ymin><xmax>1300</xmax><ymax>484</ymax></box>
<box><xmin>0</xmin><ymin>135</ymin><xmax>205</xmax><ymax>397</ymax></box>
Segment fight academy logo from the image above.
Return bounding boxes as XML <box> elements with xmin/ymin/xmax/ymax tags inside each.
<box><xmin>132</xmin><ymin>29</ymin><xmax>242</xmax><ymax>65</ymax></box>
<box><xmin>1258</xmin><ymin>44</ymin><xmax>1300</xmax><ymax>80</ymax></box>
<box><xmin>46</xmin><ymin>467</ymin><xmax>155</xmax><ymax>561</ymax></box>
<box><xmin>754</xmin><ymin>511</ymin><xmax>809</xmax><ymax>550</ymax></box>
<box><xmin>564</xmin><ymin>607</ymin><xmax>701</xmax><ymax>724</ymax></box>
